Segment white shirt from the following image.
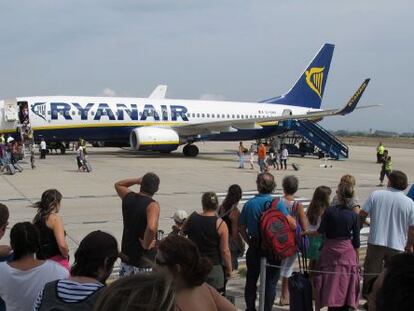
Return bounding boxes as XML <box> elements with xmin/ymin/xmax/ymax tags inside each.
<box><xmin>363</xmin><ymin>188</ymin><xmax>414</xmax><ymax>251</ymax></box>
<box><xmin>0</xmin><ymin>260</ymin><xmax>69</xmax><ymax>311</ymax></box>
<box><xmin>281</xmin><ymin>148</ymin><xmax>288</xmax><ymax>160</ymax></box>
<box><xmin>33</xmin><ymin>279</ymin><xmax>103</xmax><ymax>310</ymax></box>
<box><xmin>40</xmin><ymin>141</ymin><xmax>46</xmax><ymax>150</ymax></box>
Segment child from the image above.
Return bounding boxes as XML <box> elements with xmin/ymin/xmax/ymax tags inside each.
<box><xmin>169</xmin><ymin>210</ymin><xmax>188</xmax><ymax>236</ymax></box>
<box><xmin>305</xmin><ymin>186</ymin><xmax>331</xmax><ymax>270</ymax></box>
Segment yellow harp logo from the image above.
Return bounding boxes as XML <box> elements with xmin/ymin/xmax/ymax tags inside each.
<box><xmin>305</xmin><ymin>67</ymin><xmax>325</xmax><ymax>98</ymax></box>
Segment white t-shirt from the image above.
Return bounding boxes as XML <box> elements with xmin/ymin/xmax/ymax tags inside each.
<box><xmin>0</xmin><ymin>260</ymin><xmax>69</xmax><ymax>311</ymax></box>
<box><xmin>40</xmin><ymin>141</ymin><xmax>46</xmax><ymax>150</ymax></box>
<box><xmin>363</xmin><ymin>188</ymin><xmax>414</xmax><ymax>251</ymax></box>
<box><xmin>281</xmin><ymin>148</ymin><xmax>288</xmax><ymax>160</ymax></box>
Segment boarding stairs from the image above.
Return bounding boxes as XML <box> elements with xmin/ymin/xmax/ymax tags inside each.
<box><xmin>282</xmin><ymin>120</ymin><xmax>349</xmax><ymax>159</ymax></box>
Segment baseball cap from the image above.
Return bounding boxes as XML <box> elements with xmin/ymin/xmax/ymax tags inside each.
<box><xmin>6</xmin><ymin>137</ymin><xmax>14</xmax><ymax>143</ymax></box>
<box><xmin>172</xmin><ymin>210</ymin><xmax>188</xmax><ymax>223</ymax></box>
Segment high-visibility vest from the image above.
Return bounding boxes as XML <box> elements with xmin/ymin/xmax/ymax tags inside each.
<box><xmin>378</xmin><ymin>145</ymin><xmax>385</xmax><ymax>155</ymax></box>
<box><xmin>385</xmin><ymin>159</ymin><xmax>392</xmax><ymax>171</ymax></box>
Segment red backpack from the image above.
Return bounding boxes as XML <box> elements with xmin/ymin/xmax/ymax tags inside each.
<box><xmin>259</xmin><ymin>198</ymin><xmax>296</xmax><ymax>260</ymax></box>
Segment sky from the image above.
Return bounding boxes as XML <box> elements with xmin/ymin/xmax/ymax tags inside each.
<box><xmin>0</xmin><ymin>0</ymin><xmax>413</xmax><ymax>132</ymax></box>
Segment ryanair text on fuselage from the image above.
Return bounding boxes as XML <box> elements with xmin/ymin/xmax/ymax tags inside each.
<box><xmin>31</xmin><ymin>102</ymin><xmax>189</xmax><ymax>122</ymax></box>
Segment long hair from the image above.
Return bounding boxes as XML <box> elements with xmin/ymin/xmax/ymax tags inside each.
<box><xmin>337</xmin><ymin>182</ymin><xmax>355</xmax><ymax>208</ymax></box>
<box><xmin>158</xmin><ymin>235</ymin><xmax>212</xmax><ymax>288</ymax></box>
<box><xmin>33</xmin><ymin>189</ymin><xmax>62</xmax><ymax>223</ymax></box>
<box><xmin>306</xmin><ymin>186</ymin><xmax>332</xmax><ymax>226</ymax></box>
<box><xmin>93</xmin><ymin>272</ymin><xmax>175</xmax><ymax>311</ymax></box>
<box><xmin>221</xmin><ymin>184</ymin><xmax>242</xmax><ymax>214</ymax></box>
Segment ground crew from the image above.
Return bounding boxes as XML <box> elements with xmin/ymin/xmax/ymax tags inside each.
<box><xmin>376</xmin><ymin>142</ymin><xmax>385</xmax><ymax>163</ymax></box>
<box><xmin>379</xmin><ymin>150</ymin><xmax>392</xmax><ymax>186</ymax></box>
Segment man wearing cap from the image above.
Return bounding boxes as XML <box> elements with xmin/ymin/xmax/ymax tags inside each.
<box><xmin>33</xmin><ymin>230</ymin><xmax>119</xmax><ymax>311</ymax></box>
<box><xmin>170</xmin><ymin>210</ymin><xmax>188</xmax><ymax>236</ymax></box>
<box><xmin>115</xmin><ymin>172</ymin><xmax>161</xmax><ymax>276</ymax></box>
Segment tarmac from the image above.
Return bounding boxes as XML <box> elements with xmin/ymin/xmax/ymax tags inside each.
<box><xmin>1</xmin><ymin>142</ymin><xmax>413</xmax><ymax>310</ymax></box>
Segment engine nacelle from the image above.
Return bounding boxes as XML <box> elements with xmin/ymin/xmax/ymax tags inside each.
<box><xmin>129</xmin><ymin>127</ymin><xmax>180</xmax><ymax>152</ymax></box>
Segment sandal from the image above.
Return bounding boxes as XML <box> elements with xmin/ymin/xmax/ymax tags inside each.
<box><xmin>279</xmin><ymin>297</ymin><xmax>289</xmax><ymax>306</ymax></box>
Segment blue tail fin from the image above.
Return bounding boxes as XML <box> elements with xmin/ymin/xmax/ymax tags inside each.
<box><xmin>261</xmin><ymin>43</ymin><xmax>335</xmax><ymax>109</ymax></box>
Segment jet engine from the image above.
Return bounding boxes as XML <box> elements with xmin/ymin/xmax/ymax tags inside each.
<box><xmin>129</xmin><ymin>127</ymin><xmax>180</xmax><ymax>152</ymax></box>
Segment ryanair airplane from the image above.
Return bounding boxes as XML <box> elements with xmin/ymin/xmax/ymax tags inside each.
<box><xmin>0</xmin><ymin>44</ymin><xmax>370</xmax><ymax>157</ymax></box>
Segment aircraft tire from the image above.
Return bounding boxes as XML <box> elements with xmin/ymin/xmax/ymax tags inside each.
<box><xmin>184</xmin><ymin>144</ymin><xmax>199</xmax><ymax>157</ymax></box>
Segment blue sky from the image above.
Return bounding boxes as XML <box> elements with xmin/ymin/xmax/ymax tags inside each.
<box><xmin>0</xmin><ymin>0</ymin><xmax>413</xmax><ymax>132</ymax></box>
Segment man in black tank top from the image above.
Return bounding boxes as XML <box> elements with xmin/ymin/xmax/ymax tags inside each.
<box><xmin>115</xmin><ymin>172</ymin><xmax>160</xmax><ymax>275</ymax></box>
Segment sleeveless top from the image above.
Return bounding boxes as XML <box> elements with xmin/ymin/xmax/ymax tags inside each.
<box><xmin>34</xmin><ymin>217</ymin><xmax>61</xmax><ymax>259</ymax></box>
<box><xmin>219</xmin><ymin>205</ymin><xmax>233</xmax><ymax>234</ymax></box>
<box><xmin>121</xmin><ymin>192</ymin><xmax>156</xmax><ymax>267</ymax></box>
<box><xmin>185</xmin><ymin>213</ymin><xmax>221</xmax><ymax>265</ymax></box>
<box><xmin>36</xmin><ymin>280</ymin><xmax>103</xmax><ymax>311</ymax></box>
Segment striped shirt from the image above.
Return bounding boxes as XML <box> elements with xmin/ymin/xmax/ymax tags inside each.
<box><xmin>33</xmin><ymin>279</ymin><xmax>103</xmax><ymax>310</ymax></box>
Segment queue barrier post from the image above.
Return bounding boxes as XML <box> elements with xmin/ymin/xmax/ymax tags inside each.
<box><xmin>258</xmin><ymin>257</ymin><xmax>267</xmax><ymax>311</ymax></box>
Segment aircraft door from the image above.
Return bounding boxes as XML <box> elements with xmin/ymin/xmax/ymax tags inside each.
<box><xmin>282</xmin><ymin>109</ymin><xmax>292</xmax><ymax>116</ymax></box>
<box><xmin>4</xmin><ymin>98</ymin><xmax>18</xmax><ymax>122</ymax></box>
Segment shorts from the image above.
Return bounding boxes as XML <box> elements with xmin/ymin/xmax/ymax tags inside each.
<box><xmin>280</xmin><ymin>253</ymin><xmax>297</xmax><ymax>278</ymax></box>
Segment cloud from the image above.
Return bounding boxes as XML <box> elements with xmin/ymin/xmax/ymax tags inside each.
<box><xmin>199</xmin><ymin>93</ymin><xmax>226</xmax><ymax>101</ymax></box>
<box><xmin>101</xmin><ymin>88</ymin><xmax>117</xmax><ymax>97</ymax></box>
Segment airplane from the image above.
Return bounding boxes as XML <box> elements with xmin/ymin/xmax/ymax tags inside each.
<box><xmin>0</xmin><ymin>43</ymin><xmax>370</xmax><ymax>157</ymax></box>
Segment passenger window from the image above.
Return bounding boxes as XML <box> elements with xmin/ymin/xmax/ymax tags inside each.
<box><xmin>197</xmin><ymin>113</ymin><xmax>200</xmax><ymax>118</ymax></box>
<box><xmin>72</xmin><ymin>111</ymin><xmax>76</xmax><ymax>115</ymax></box>
<box><xmin>207</xmin><ymin>113</ymin><xmax>210</xmax><ymax>118</ymax></box>
<box><xmin>223</xmin><ymin>114</ymin><xmax>226</xmax><ymax>118</ymax></box>
<box><xmin>216</xmin><ymin>114</ymin><xmax>219</xmax><ymax>118</ymax></box>
<box><xmin>212</xmin><ymin>113</ymin><xmax>215</xmax><ymax>118</ymax></box>
<box><xmin>202</xmin><ymin>113</ymin><xmax>205</xmax><ymax>118</ymax></box>
<box><xmin>237</xmin><ymin>114</ymin><xmax>240</xmax><ymax>119</ymax></box>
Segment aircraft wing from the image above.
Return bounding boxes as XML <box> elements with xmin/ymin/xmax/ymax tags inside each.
<box><xmin>174</xmin><ymin>79</ymin><xmax>370</xmax><ymax>136</ymax></box>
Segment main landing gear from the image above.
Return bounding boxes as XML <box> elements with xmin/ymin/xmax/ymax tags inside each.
<box><xmin>183</xmin><ymin>144</ymin><xmax>199</xmax><ymax>157</ymax></box>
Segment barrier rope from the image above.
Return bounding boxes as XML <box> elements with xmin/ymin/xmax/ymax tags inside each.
<box><xmin>265</xmin><ymin>262</ymin><xmax>380</xmax><ymax>276</ymax></box>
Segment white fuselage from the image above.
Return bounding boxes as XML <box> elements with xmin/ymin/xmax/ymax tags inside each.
<box><xmin>0</xmin><ymin>96</ymin><xmax>317</xmax><ymax>135</ymax></box>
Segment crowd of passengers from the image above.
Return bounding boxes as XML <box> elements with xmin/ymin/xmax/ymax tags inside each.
<box><xmin>0</xmin><ymin>170</ymin><xmax>413</xmax><ymax>311</ymax></box>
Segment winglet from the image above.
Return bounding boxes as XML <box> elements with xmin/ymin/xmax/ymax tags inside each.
<box><xmin>149</xmin><ymin>85</ymin><xmax>168</xmax><ymax>99</ymax></box>
<box><xmin>337</xmin><ymin>79</ymin><xmax>370</xmax><ymax>115</ymax></box>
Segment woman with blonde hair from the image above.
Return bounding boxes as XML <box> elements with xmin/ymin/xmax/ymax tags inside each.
<box><xmin>33</xmin><ymin>189</ymin><xmax>69</xmax><ymax>270</ymax></box>
<box><xmin>332</xmin><ymin>175</ymin><xmax>360</xmax><ymax>213</ymax></box>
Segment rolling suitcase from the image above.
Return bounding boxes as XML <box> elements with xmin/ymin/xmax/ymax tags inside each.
<box><xmin>288</xmin><ymin>239</ymin><xmax>313</xmax><ymax>311</ymax></box>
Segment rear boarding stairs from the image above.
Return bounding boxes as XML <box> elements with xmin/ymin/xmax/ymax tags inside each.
<box><xmin>280</xmin><ymin>120</ymin><xmax>349</xmax><ymax>160</ymax></box>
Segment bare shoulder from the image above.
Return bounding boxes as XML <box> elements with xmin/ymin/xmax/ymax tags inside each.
<box><xmin>46</xmin><ymin>213</ymin><xmax>63</xmax><ymax>228</ymax></box>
